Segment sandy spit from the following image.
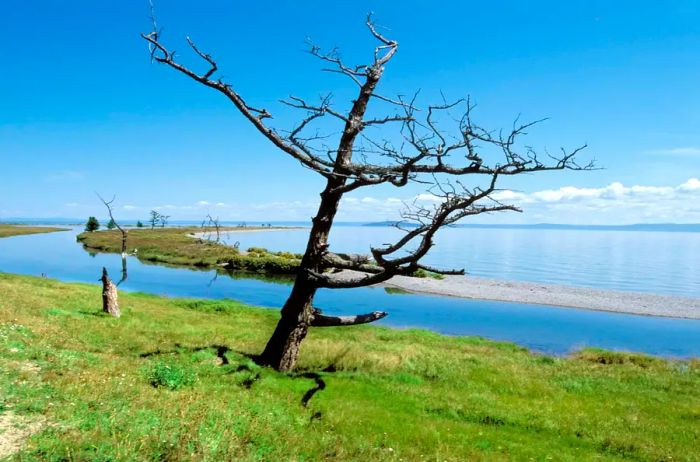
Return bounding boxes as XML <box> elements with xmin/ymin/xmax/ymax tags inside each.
<box><xmin>332</xmin><ymin>271</ymin><xmax>700</xmax><ymax>320</ymax></box>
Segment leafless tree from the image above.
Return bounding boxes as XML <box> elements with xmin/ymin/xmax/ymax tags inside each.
<box><xmin>148</xmin><ymin>210</ymin><xmax>160</xmax><ymax>229</ymax></box>
<box><xmin>202</xmin><ymin>214</ymin><xmax>222</xmax><ymax>243</ymax></box>
<box><xmin>142</xmin><ymin>13</ymin><xmax>594</xmax><ymax>371</ymax></box>
<box><xmin>97</xmin><ymin>193</ymin><xmax>128</xmax><ymax>285</ymax></box>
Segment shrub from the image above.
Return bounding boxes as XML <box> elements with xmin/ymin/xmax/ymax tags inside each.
<box><xmin>226</xmin><ymin>254</ymin><xmax>300</xmax><ymax>273</ymax></box>
<box><xmin>412</xmin><ymin>268</ymin><xmax>445</xmax><ymax>280</ymax></box>
<box><xmin>84</xmin><ymin>216</ymin><xmax>100</xmax><ymax>232</ymax></box>
<box><xmin>146</xmin><ymin>360</ymin><xmax>196</xmax><ymax>390</ymax></box>
<box><xmin>576</xmin><ymin>349</ymin><xmax>660</xmax><ymax>368</ymax></box>
<box><xmin>106</xmin><ymin>218</ymin><xmax>116</xmax><ymax>229</ymax></box>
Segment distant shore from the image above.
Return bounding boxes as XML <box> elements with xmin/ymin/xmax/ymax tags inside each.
<box><xmin>333</xmin><ymin>270</ymin><xmax>700</xmax><ymax>320</ymax></box>
<box><xmin>0</xmin><ymin>224</ymin><xmax>68</xmax><ymax>239</ymax></box>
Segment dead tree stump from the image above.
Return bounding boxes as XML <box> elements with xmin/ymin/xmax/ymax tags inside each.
<box><xmin>101</xmin><ymin>267</ymin><xmax>120</xmax><ymax>318</ymax></box>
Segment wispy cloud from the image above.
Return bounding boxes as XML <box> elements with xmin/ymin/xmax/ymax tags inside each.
<box><xmin>491</xmin><ymin>178</ymin><xmax>700</xmax><ymax>205</ymax></box>
<box><xmin>45</xmin><ymin>170</ymin><xmax>85</xmax><ymax>183</ymax></box>
<box><xmin>648</xmin><ymin>147</ymin><xmax>700</xmax><ymax>156</ymax></box>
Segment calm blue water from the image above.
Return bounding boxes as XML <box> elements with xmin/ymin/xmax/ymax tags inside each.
<box><xmin>1</xmin><ymin>226</ymin><xmax>700</xmax><ymax>357</ymax></box>
<box><xmin>224</xmin><ymin>226</ymin><xmax>700</xmax><ymax>297</ymax></box>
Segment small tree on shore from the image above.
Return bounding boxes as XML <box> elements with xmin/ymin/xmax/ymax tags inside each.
<box><xmin>97</xmin><ymin>193</ymin><xmax>129</xmax><ymax>285</ymax></box>
<box><xmin>136</xmin><ymin>220</ymin><xmax>144</xmax><ymax>228</ymax></box>
<box><xmin>85</xmin><ymin>216</ymin><xmax>100</xmax><ymax>232</ymax></box>
<box><xmin>148</xmin><ymin>210</ymin><xmax>160</xmax><ymax>229</ymax></box>
<box><xmin>143</xmin><ymin>14</ymin><xmax>593</xmax><ymax>371</ymax></box>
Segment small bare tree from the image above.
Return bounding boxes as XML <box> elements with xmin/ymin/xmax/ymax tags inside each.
<box><xmin>202</xmin><ymin>213</ymin><xmax>222</xmax><ymax>243</ymax></box>
<box><xmin>143</xmin><ymin>14</ymin><xmax>593</xmax><ymax>371</ymax></box>
<box><xmin>148</xmin><ymin>210</ymin><xmax>160</xmax><ymax>229</ymax></box>
<box><xmin>97</xmin><ymin>193</ymin><xmax>128</xmax><ymax>285</ymax></box>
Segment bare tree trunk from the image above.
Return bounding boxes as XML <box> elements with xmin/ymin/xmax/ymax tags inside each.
<box><xmin>121</xmin><ymin>232</ymin><xmax>128</xmax><ymax>257</ymax></box>
<box><xmin>101</xmin><ymin>267</ymin><xmax>121</xmax><ymax>318</ymax></box>
<box><xmin>259</xmin><ymin>183</ymin><xmax>343</xmax><ymax>370</ymax></box>
<box><xmin>259</xmin><ymin>284</ymin><xmax>315</xmax><ymax>371</ymax></box>
<box><xmin>260</xmin><ymin>59</ymin><xmax>381</xmax><ymax>371</ymax></box>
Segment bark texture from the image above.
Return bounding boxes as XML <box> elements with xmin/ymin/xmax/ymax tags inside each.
<box><xmin>101</xmin><ymin>267</ymin><xmax>121</xmax><ymax>318</ymax></box>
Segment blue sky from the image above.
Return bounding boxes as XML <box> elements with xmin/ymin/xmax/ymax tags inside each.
<box><xmin>1</xmin><ymin>0</ymin><xmax>699</xmax><ymax>224</ymax></box>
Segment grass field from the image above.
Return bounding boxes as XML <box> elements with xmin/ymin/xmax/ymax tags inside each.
<box><xmin>0</xmin><ymin>225</ymin><xmax>67</xmax><ymax>239</ymax></box>
<box><xmin>1</xmin><ymin>272</ymin><xmax>699</xmax><ymax>461</ymax></box>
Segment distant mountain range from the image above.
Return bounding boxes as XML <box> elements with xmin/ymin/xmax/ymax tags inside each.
<box><xmin>362</xmin><ymin>221</ymin><xmax>700</xmax><ymax>233</ymax></box>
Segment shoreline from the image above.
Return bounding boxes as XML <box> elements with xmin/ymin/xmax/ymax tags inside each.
<box><xmin>370</xmin><ymin>272</ymin><xmax>700</xmax><ymax>320</ymax></box>
<box><xmin>189</xmin><ymin>227</ymin><xmax>307</xmax><ymax>239</ymax></box>
<box><xmin>87</xmin><ymin>228</ymin><xmax>699</xmax><ymax>320</ymax></box>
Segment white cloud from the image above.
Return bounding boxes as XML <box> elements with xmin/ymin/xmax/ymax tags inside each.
<box><xmin>679</xmin><ymin>178</ymin><xmax>700</xmax><ymax>192</ymax></box>
<box><xmin>503</xmin><ymin>179</ymin><xmax>699</xmax><ymax>206</ymax></box>
<box><xmin>483</xmin><ymin>178</ymin><xmax>700</xmax><ymax>224</ymax></box>
<box><xmin>338</xmin><ymin>178</ymin><xmax>700</xmax><ymax>224</ymax></box>
<box><xmin>99</xmin><ymin>178</ymin><xmax>700</xmax><ymax>224</ymax></box>
<box><xmin>64</xmin><ymin>202</ymin><xmax>79</xmax><ymax>207</ymax></box>
<box><xmin>414</xmin><ymin>193</ymin><xmax>441</xmax><ymax>202</ymax></box>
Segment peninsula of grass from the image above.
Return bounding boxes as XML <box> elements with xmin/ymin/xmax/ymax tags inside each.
<box><xmin>76</xmin><ymin>227</ymin><xmax>303</xmax><ymax>274</ymax></box>
<box><xmin>1</xmin><ymin>272</ymin><xmax>699</xmax><ymax>461</ymax></box>
<box><xmin>76</xmin><ymin>227</ymin><xmax>445</xmax><ymax>280</ymax></box>
<box><xmin>0</xmin><ymin>224</ymin><xmax>68</xmax><ymax>238</ymax></box>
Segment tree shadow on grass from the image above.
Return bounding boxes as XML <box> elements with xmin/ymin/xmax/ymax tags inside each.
<box><xmin>139</xmin><ymin>343</ymin><xmax>231</xmax><ymax>365</ymax></box>
<box><xmin>138</xmin><ymin>343</ymin><xmax>344</xmax><ymax>412</ymax></box>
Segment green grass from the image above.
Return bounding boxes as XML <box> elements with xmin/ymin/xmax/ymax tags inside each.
<box><xmin>77</xmin><ymin>227</ymin><xmax>303</xmax><ymax>274</ymax></box>
<box><xmin>0</xmin><ymin>225</ymin><xmax>68</xmax><ymax>238</ymax></box>
<box><xmin>412</xmin><ymin>268</ymin><xmax>446</xmax><ymax>280</ymax></box>
<box><xmin>1</xmin><ymin>272</ymin><xmax>699</xmax><ymax>461</ymax></box>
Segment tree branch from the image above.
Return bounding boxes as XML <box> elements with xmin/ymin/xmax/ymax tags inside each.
<box><xmin>310</xmin><ymin>309</ymin><xmax>388</xmax><ymax>327</ymax></box>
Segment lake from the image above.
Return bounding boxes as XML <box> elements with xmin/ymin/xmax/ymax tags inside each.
<box><xmin>1</xmin><ymin>225</ymin><xmax>699</xmax><ymax>357</ymax></box>
<box><xmin>226</xmin><ymin>224</ymin><xmax>700</xmax><ymax>297</ymax></box>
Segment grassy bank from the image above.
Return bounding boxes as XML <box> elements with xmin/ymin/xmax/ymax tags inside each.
<box><xmin>1</xmin><ymin>273</ymin><xmax>699</xmax><ymax>461</ymax></box>
<box><xmin>0</xmin><ymin>225</ymin><xmax>67</xmax><ymax>238</ymax></box>
<box><xmin>76</xmin><ymin>227</ymin><xmax>303</xmax><ymax>274</ymax></box>
<box><xmin>76</xmin><ymin>227</ymin><xmax>444</xmax><ymax>279</ymax></box>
